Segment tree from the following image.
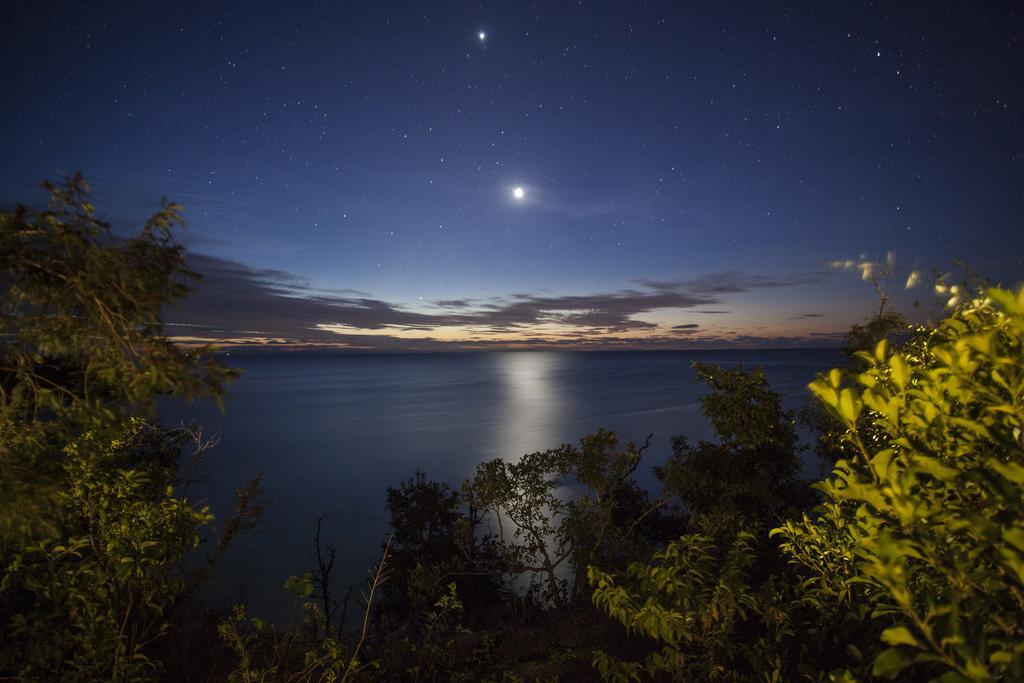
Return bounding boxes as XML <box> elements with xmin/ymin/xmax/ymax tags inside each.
<box><xmin>562</xmin><ymin>430</ymin><xmax>662</xmax><ymax>597</ymax></box>
<box><xmin>587</xmin><ymin>364</ymin><xmax>816</xmax><ymax>682</ymax></box>
<box><xmin>656</xmin><ymin>363</ymin><xmax>810</xmax><ymax>531</ymax></box>
<box><xmin>466</xmin><ymin>430</ymin><xmax>658</xmax><ymax>609</ymax></box>
<box><xmin>0</xmin><ymin>174</ymin><xmax>237</xmax><ymax>543</ymax></box>
<box><xmin>589</xmin><ymin>530</ymin><xmax>769</xmax><ymax>682</ymax></box>
<box><xmin>469</xmin><ymin>446</ymin><xmax>576</xmax><ymax>606</ymax></box>
<box><xmin>804</xmin><ymin>253</ymin><xmax>912</xmax><ymax>469</ymax></box>
<box><xmin>382</xmin><ymin>470</ymin><xmax>503</xmax><ymax>621</ymax></box>
<box><xmin>774</xmin><ymin>286</ymin><xmax>1024</xmax><ymax>680</ymax></box>
<box><xmin>0</xmin><ymin>176</ymin><xmax>250</xmax><ymax>678</ymax></box>
<box><xmin>2</xmin><ymin>419</ymin><xmax>216</xmax><ymax>679</ymax></box>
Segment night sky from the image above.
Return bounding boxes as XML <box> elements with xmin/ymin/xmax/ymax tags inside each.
<box><xmin>3</xmin><ymin>2</ymin><xmax>1022</xmax><ymax>350</ymax></box>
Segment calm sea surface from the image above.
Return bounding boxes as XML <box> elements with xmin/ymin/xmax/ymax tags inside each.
<box><xmin>163</xmin><ymin>349</ymin><xmax>843</xmax><ymax>620</ymax></box>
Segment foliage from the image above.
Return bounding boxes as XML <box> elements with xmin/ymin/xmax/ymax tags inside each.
<box><xmin>405</xmin><ymin>582</ymin><xmax>466</xmax><ymax>681</ymax></box>
<box><xmin>467</xmin><ymin>430</ymin><xmax>658</xmax><ymax>607</ymax></box>
<box><xmin>1</xmin><ymin>418</ymin><xmax>215</xmax><ymax>680</ymax></box>
<box><xmin>561</xmin><ymin>430</ymin><xmax>663</xmax><ymax>593</ymax></box>
<box><xmin>385</xmin><ymin>472</ymin><xmax>467</xmax><ymax>610</ymax></box>
<box><xmin>588</xmin><ymin>286</ymin><xmax>1024</xmax><ymax>682</ymax></box>
<box><xmin>469</xmin><ymin>446</ymin><xmax>576</xmax><ymax>605</ymax></box>
<box><xmin>218</xmin><ymin>605</ymin><xmax>283</xmax><ymax>682</ymax></box>
<box><xmin>831</xmin><ymin>250</ymin><xmax>909</xmax><ymax>367</ymax></box>
<box><xmin>804</xmin><ymin>256</ymin><xmax>911</xmax><ymax>469</ymax></box>
<box><xmin>388</xmin><ymin>471</ymin><xmax>463</xmax><ymax>568</ymax></box>
<box><xmin>589</xmin><ymin>530</ymin><xmax>770</xmax><ymax>682</ymax></box>
<box><xmin>843</xmin><ymin>310</ymin><xmax>909</xmax><ymax>368</ymax></box>
<box><xmin>380</xmin><ymin>470</ymin><xmax>505</xmax><ymax>626</ymax></box>
<box><xmin>0</xmin><ymin>177</ymin><xmax>254</xmax><ymax>680</ymax></box>
<box><xmin>0</xmin><ymin>174</ymin><xmax>237</xmax><ymax>544</ymax></box>
<box><xmin>586</xmin><ymin>365</ymin><xmax>815</xmax><ymax>682</ymax></box>
<box><xmin>775</xmin><ymin>286</ymin><xmax>1024</xmax><ymax>681</ymax></box>
<box><xmin>379</xmin><ymin>365</ymin><xmax>815</xmax><ymax>678</ymax></box>
<box><xmin>656</xmin><ymin>363</ymin><xmax>810</xmax><ymax>530</ymax></box>
<box><xmin>218</xmin><ymin>538</ymin><xmax>394</xmax><ymax>682</ymax></box>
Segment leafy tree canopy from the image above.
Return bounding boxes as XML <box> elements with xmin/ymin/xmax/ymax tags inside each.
<box><xmin>0</xmin><ymin>177</ymin><xmax>253</xmax><ymax>680</ymax></box>
<box><xmin>0</xmin><ymin>174</ymin><xmax>237</xmax><ymax>542</ymax></box>
<box><xmin>777</xmin><ymin>286</ymin><xmax>1024</xmax><ymax>681</ymax></box>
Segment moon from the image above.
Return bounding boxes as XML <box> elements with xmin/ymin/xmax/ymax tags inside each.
<box><xmin>512</xmin><ymin>186</ymin><xmax>525</xmax><ymax>200</ymax></box>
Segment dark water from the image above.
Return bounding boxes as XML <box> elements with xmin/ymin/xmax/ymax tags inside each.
<box><xmin>163</xmin><ymin>349</ymin><xmax>843</xmax><ymax>621</ymax></box>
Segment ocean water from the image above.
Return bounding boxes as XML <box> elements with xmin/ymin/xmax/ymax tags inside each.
<box><xmin>162</xmin><ymin>349</ymin><xmax>843</xmax><ymax>621</ymax></box>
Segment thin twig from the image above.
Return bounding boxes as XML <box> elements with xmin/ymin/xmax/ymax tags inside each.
<box><xmin>341</xmin><ymin>535</ymin><xmax>392</xmax><ymax>683</ymax></box>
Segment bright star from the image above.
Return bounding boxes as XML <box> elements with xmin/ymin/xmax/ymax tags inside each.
<box><xmin>512</xmin><ymin>187</ymin><xmax>525</xmax><ymax>200</ymax></box>
<box><xmin>478</xmin><ymin>31</ymin><xmax>487</xmax><ymax>41</ymax></box>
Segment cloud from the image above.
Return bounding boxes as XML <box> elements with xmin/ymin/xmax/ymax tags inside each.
<box><xmin>166</xmin><ymin>252</ymin><xmax>827</xmax><ymax>349</ymax></box>
<box><xmin>432</xmin><ymin>298</ymin><xmax>477</xmax><ymax>309</ymax></box>
<box><xmin>789</xmin><ymin>313</ymin><xmax>824</xmax><ymax>320</ymax></box>
<box><xmin>466</xmin><ymin>289</ymin><xmax>711</xmax><ymax>332</ymax></box>
<box><xmin>634</xmin><ymin>272</ymin><xmax>825</xmax><ymax>294</ymax></box>
<box><xmin>172</xmin><ymin>253</ymin><xmax>464</xmax><ymax>337</ymax></box>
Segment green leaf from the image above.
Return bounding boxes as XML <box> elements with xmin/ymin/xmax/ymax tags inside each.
<box><xmin>964</xmin><ymin>660</ymin><xmax>991</xmax><ymax>679</ymax></box>
<box><xmin>880</xmin><ymin>626</ymin><xmax>919</xmax><ymax>648</ymax></box>
<box><xmin>871</xmin><ymin>449</ymin><xmax>896</xmax><ymax>480</ymax></box>
<box><xmin>991</xmin><ymin>460</ymin><xmax>1024</xmax><ymax>484</ymax></box>
<box><xmin>913</xmin><ymin>456</ymin><xmax>958</xmax><ymax>482</ymax></box>
<box><xmin>872</xmin><ymin>647</ymin><xmax>917</xmax><ymax>678</ymax></box>
<box><xmin>1002</xmin><ymin>527</ymin><xmax>1024</xmax><ymax>553</ymax></box>
<box><xmin>987</xmin><ymin>287</ymin><xmax>1019</xmax><ymax>314</ymax></box>
<box><xmin>838</xmin><ymin>388</ymin><xmax>862</xmax><ymax>424</ymax></box>
<box><xmin>875</xmin><ymin>339</ymin><xmax>888</xmax><ymax>362</ymax></box>
<box><xmin>889</xmin><ymin>355</ymin><xmax>910</xmax><ymax>388</ymax></box>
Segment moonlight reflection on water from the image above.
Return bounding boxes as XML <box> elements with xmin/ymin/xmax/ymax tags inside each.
<box><xmin>494</xmin><ymin>352</ymin><xmax>565</xmax><ymax>464</ymax></box>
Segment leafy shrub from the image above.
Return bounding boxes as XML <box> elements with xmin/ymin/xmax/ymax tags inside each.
<box><xmin>380</xmin><ymin>470</ymin><xmax>506</xmax><ymax>627</ymax></box>
<box><xmin>2</xmin><ymin>418</ymin><xmax>214</xmax><ymax>680</ymax></box>
<box><xmin>589</xmin><ymin>530</ymin><xmax>769</xmax><ymax>682</ymax></box>
<box><xmin>775</xmin><ymin>286</ymin><xmax>1024</xmax><ymax>681</ymax></box>
<box><xmin>218</xmin><ymin>539</ymin><xmax>393</xmax><ymax>682</ymax></box>
<box><xmin>467</xmin><ymin>430</ymin><xmax>658</xmax><ymax>608</ymax></box>
<box><xmin>0</xmin><ymin>177</ymin><xmax>250</xmax><ymax>679</ymax></box>
<box><xmin>0</xmin><ymin>175</ymin><xmax>236</xmax><ymax>544</ymax></box>
<box><xmin>655</xmin><ymin>363</ymin><xmax>812</xmax><ymax>532</ymax></box>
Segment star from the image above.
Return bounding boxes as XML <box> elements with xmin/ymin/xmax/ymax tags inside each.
<box><xmin>478</xmin><ymin>31</ymin><xmax>487</xmax><ymax>41</ymax></box>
